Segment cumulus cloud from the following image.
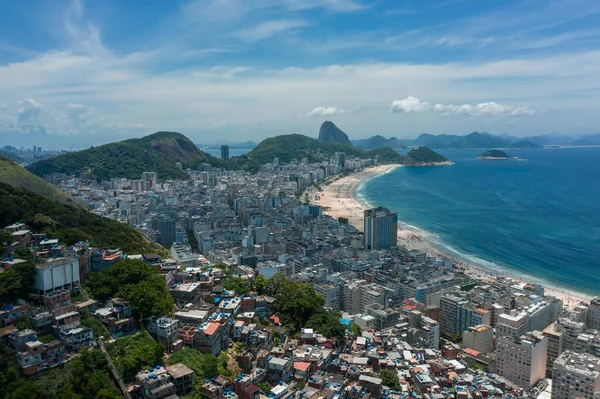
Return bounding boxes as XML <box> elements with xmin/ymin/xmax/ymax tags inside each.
<box><xmin>390</xmin><ymin>97</ymin><xmax>536</xmax><ymax>117</ymax></box>
<box><xmin>433</xmin><ymin>102</ymin><xmax>536</xmax><ymax>117</ymax></box>
<box><xmin>306</xmin><ymin>106</ymin><xmax>347</xmax><ymax>116</ymax></box>
<box><xmin>390</xmin><ymin>97</ymin><xmax>431</xmax><ymax>113</ymax></box>
<box><xmin>17</xmin><ymin>99</ymin><xmax>43</xmax><ymax>124</ymax></box>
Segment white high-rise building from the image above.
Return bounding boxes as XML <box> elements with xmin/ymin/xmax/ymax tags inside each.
<box><xmin>497</xmin><ymin>331</ymin><xmax>548</xmax><ymax>389</ymax></box>
<box><xmin>552</xmin><ymin>351</ymin><xmax>600</xmax><ymax>399</ymax></box>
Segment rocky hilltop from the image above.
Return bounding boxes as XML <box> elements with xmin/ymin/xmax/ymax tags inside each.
<box><xmin>318</xmin><ymin>121</ymin><xmax>352</xmax><ymax>145</ymax></box>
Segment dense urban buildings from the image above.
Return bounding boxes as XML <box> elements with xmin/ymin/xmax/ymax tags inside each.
<box><xmin>3</xmin><ymin>150</ymin><xmax>600</xmax><ymax>399</ymax></box>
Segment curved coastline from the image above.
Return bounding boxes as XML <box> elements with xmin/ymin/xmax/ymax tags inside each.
<box><xmin>316</xmin><ymin>164</ymin><xmax>593</xmax><ymax>308</ymax></box>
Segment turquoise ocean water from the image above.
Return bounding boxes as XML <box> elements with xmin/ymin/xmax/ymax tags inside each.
<box><xmin>357</xmin><ymin>147</ymin><xmax>600</xmax><ymax>295</ymax></box>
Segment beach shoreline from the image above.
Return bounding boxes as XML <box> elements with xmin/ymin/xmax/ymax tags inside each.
<box><xmin>314</xmin><ymin>164</ymin><xmax>593</xmax><ymax>309</ymax></box>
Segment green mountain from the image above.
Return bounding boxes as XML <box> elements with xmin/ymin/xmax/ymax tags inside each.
<box><xmin>1</xmin><ymin>155</ymin><xmax>164</xmax><ymax>254</ymax></box>
<box><xmin>478</xmin><ymin>150</ymin><xmax>509</xmax><ymax>159</ymax></box>
<box><xmin>318</xmin><ymin>121</ymin><xmax>352</xmax><ymax>145</ymax></box>
<box><xmin>27</xmin><ymin>131</ymin><xmax>221</xmax><ymax>181</ymax></box>
<box><xmin>353</xmin><ymin>135</ymin><xmax>405</xmax><ymax>150</ymax></box>
<box><xmin>245</xmin><ymin>134</ymin><xmax>404</xmax><ymax>165</ymax></box>
<box><xmin>404</xmin><ymin>147</ymin><xmax>449</xmax><ymax>166</ymax></box>
<box><xmin>0</xmin><ymin>155</ymin><xmax>79</xmax><ymax>206</ymax></box>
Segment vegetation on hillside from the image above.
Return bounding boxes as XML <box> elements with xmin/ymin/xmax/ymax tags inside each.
<box><xmin>246</xmin><ymin>134</ymin><xmax>404</xmax><ymax>165</ymax></box>
<box><xmin>379</xmin><ymin>369</ymin><xmax>401</xmax><ymax>390</ymax></box>
<box><xmin>404</xmin><ymin>147</ymin><xmax>449</xmax><ymax>166</ymax></box>
<box><xmin>86</xmin><ymin>259</ymin><xmax>174</xmax><ymax>318</ymax></box>
<box><xmin>166</xmin><ymin>348</ymin><xmax>219</xmax><ymax>395</ymax></box>
<box><xmin>0</xmin><ymin>155</ymin><xmax>79</xmax><ymax>205</ymax></box>
<box><xmin>27</xmin><ymin>132</ymin><xmax>221</xmax><ymax>181</ymax></box>
<box><xmin>478</xmin><ymin>150</ymin><xmax>509</xmax><ymax>159</ymax></box>
<box><xmin>0</xmin><ymin>182</ymin><xmax>165</xmax><ymax>254</ymax></box>
<box><xmin>0</xmin><ymin>151</ymin><xmax>24</xmax><ymax>163</ymax></box>
<box><xmin>107</xmin><ymin>332</ymin><xmax>165</xmax><ymax>382</ymax></box>
<box><xmin>265</xmin><ymin>273</ymin><xmax>346</xmax><ymax>341</ymax></box>
<box><xmin>0</xmin><ymin>247</ymin><xmax>36</xmax><ymax>304</ymax></box>
<box><xmin>0</xmin><ymin>347</ymin><xmax>123</xmax><ymax>399</ymax></box>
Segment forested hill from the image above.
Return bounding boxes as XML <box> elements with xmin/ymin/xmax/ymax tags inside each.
<box><xmin>0</xmin><ymin>155</ymin><xmax>80</xmax><ymax>206</ymax></box>
<box><xmin>27</xmin><ymin>131</ymin><xmax>221</xmax><ymax>181</ymax></box>
<box><xmin>404</xmin><ymin>147</ymin><xmax>449</xmax><ymax>166</ymax></box>
<box><xmin>245</xmin><ymin>134</ymin><xmax>404</xmax><ymax>164</ymax></box>
<box><xmin>0</xmin><ymin>181</ymin><xmax>165</xmax><ymax>254</ymax></box>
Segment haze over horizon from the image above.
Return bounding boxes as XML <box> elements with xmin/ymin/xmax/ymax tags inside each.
<box><xmin>2</xmin><ymin>0</ymin><xmax>600</xmax><ymax>147</ymax></box>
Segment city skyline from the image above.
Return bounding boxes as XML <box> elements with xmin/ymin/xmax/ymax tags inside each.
<box><xmin>2</xmin><ymin>0</ymin><xmax>600</xmax><ymax>146</ymax></box>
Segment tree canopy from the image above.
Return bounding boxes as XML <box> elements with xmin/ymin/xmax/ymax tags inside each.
<box><xmin>86</xmin><ymin>259</ymin><xmax>173</xmax><ymax>318</ymax></box>
<box><xmin>107</xmin><ymin>332</ymin><xmax>165</xmax><ymax>382</ymax></box>
<box><xmin>379</xmin><ymin>369</ymin><xmax>401</xmax><ymax>390</ymax></box>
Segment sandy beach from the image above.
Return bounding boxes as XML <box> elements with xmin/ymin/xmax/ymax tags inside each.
<box><xmin>314</xmin><ymin>164</ymin><xmax>592</xmax><ymax>309</ymax></box>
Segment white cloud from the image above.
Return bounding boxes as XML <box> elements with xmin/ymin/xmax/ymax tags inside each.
<box><xmin>390</xmin><ymin>97</ymin><xmax>431</xmax><ymax>113</ymax></box>
<box><xmin>306</xmin><ymin>106</ymin><xmax>347</xmax><ymax>116</ymax></box>
<box><xmin>236</xmin><ymin>19</ymin><xmax>307</xmax><ymax>42</ymax></box>
<box><xmin>17</xmin><ymin>99</ymin><xmax>43</xmax><ymax>124</ymax></box>
<box><xmin>434</xmin><ymin>102</ymin><xmax>536</xmax><ymax>117</ymax></box>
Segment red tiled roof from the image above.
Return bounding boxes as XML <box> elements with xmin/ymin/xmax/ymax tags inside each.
<box><xmin>464</xmin><ymin>348</ymin><xmax>481</xmax><ymax>357</ymax></box>
<box><xmin>294</xmin><ymin>362</ymin><xmax>311</xmax><ymax>372</ymax></box>
<box><xmin>204</xmin><ymin>322</ymin><xmax>220</xmax><ymax>336</ymax></box>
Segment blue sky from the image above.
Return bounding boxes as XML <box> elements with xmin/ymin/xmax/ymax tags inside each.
<box><xmin>1</xmin><ymin>0</ymin><xmax>600</xmax><ymax>146</ymax></box>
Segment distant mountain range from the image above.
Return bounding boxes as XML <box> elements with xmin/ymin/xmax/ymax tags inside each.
<box><xmin>401</xmin><ymin>132</ymin><xmax>541</xmax><ymax>149</ymax></box>
<box><xmin>352</xmin><ymin>135</ymin><xmax>405</xmax><ymax>150</ymax></box>
<box><xmin>400</xmin><ymin>131</ymin><xmax>600</xmax><ymax>148</ymax></box>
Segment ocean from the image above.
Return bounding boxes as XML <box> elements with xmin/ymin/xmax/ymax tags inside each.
<box><xmin>357</xmin><ymin>147</ymin><xmax>600</xmax><ymax>296</ymax></box>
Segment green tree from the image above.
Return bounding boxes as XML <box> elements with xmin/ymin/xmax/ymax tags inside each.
<box><xmin>0</xmin><ymin>258</ymin><xmax>35</xmax><ymax>303</ymax></box>
<box><xmin>350</xmin><ymin>324</ymin><xmax>362</xmax><ymax>337</ymax></box>
<box><xmin>257</xmin><ymin>382</ymin><xmax>272</xmax><ymax>393</ymax></box>
<box><xmin>305</xmin><ymin>310</ymin><xmax>346</xmax><ymax>341</ymax></box>
<box><xmin>222</xmin><ymin>277</ymin><xmax>249</xmax><ymax>296</ymax></box>
<box><xmin>379</xmin><ymin>369</ymin><xmax>400</xmax><ymax>390</ymax></box>
<box><xmin>167</xmin><ymin>348</ymin><xmax>219</xmax><ymax>396</ymax></box>
<box><xmin>251</xmin><ymin>274</ymin><xmax>268</xmax><ymax>295</ymax></box>
<box><xmin>86</xmin><ymin>259</ymin><xmax>173</xmax><ymax>318</ymax></box>
<box><xmin>108</xmin><ymin>332</ymin><xmax>165</xmax><ymax>382</ymax></box>
<box><xmin>337</xmin><ymin>217</ymin><xmax>349</xmax><ymax>225</ymax></box>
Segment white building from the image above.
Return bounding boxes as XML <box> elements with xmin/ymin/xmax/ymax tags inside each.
<box><xmin>496</xmin><ymin>331</ymin><xmax>548</xmax><ymax>389</ymax></box>
<box><xmin>33</xmin><ymin>257</ymin><xmax>80</xmax><ymax>294</ymax></box>
<box><xmin>552</xmin><ymin>351</ymin><xmax>600</xmax><ymax>399</ymax></box>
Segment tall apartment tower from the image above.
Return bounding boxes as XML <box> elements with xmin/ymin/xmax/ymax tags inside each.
<box><xmin>142</xmin><ymin>171</ymin><xmax>158</xmax><ymax>189</ymax></box>
<box><xmin>157</xmin><ymin>218</ymin><xmax>176</xmax><ymax>248</ymax></box>
<box><xmin>221</xmin><ymin>145</ymin><xmax>230</xmax><ymax>161</ymax></box>
<box><xmin>334</xmin><ymin>152</ymin><xmax>346</xmax><ymax>168</ymax></box>
<box><xmin>497</xmin><ymin>331</ymin><xmax>548</xmax><ymax>389</ymax></box>
<box><xmin>363</xmin><ymin>207</ymin><xmax>398</xmax><ymax>250</ymax></box>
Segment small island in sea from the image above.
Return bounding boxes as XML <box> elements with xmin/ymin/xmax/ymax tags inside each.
<box><xmin>478</xmin><ymin>150</ymin><xmax>510</xmax><ymax>160</ymax></box>
<box><xmin>404</xmin><ymin>146</ymin><xmax>451</xmax><ymax>166</ymax></box>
